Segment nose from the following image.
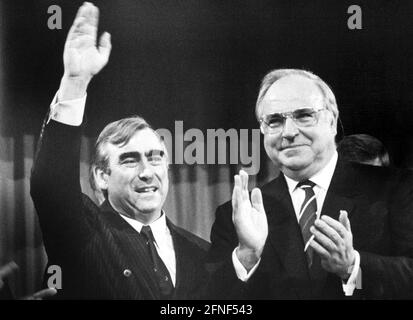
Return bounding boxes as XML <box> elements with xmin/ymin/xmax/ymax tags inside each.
<box><xmin>281</xmin><ymin>117</ymin><xmax>299</xmax><ymax>140</ymax></box>
<box><xmin>138</xmin><ymin>160</ymin><xmax>154</xmax><ymax>181</ymax></box>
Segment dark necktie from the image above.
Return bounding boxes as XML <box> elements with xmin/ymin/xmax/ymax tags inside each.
<box><xmin>140</xmin><ymin>225</ymin><xmax>174</xmax><ymax>298</ymax></box>
<box><xmin>297</xmin><ymin>180</ymin><xmax>317</xmax><ymax>267</ymax></box>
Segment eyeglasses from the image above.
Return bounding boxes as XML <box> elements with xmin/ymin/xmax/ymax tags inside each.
<box><xmin>259</xmin><ymin>107</ymin><xmax>326</xmax><ymax>134</ymax></box>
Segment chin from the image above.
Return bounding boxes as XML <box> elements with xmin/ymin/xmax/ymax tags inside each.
<box><xmin>281</xmin><ymin>157</ymin><xmax>313</xmax><ymax>171</ymax></box>
<box><xmin>135</xmin><ymin>200</ymin><xmax>160</xmax><ymax>210</ymax></box>
<box><xmin>132</xmin><ymin>198</ymin><xmax>160</xmax><ymax>212</ymax></box>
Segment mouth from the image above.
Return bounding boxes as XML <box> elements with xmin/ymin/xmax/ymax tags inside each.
<box><xmin>135</xmin><ymin>186</ymin><xmax>158</xmax><ymax>193</ymax></box>
<box><xmin>280</xmin><ymin>144</ymin><xmax>305</xmax><ymax>151</ymax></box>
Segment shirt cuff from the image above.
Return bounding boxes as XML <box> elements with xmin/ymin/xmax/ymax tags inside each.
<box><xmin>232</xmin><ymin>247</ymin><xmax>261</xmax><ymax>282</ymax></box>
<box><xmin>47</xmin><ymin>91</ymin><xmax>87</xmax><ymax>126</ymax></box>
<box><xmin>342</xmin><ymin>250</ymin><xmax>362</xmax><ymax>296</ymax></box>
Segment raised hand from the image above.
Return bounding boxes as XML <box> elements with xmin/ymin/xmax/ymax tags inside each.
<box><xmin>64</xmin><ymin>2</ymin><xmax>111</xmax><ymax>79</ymax></box>
<box><xmin>232</xmin><ymin>170</ymin><xmax>268</xmax><ymax>271</ymax></box>
<box><xmin>59</xmin><ymin>2</ymin><xmax>112</xmax><ymax>100</ymax></box>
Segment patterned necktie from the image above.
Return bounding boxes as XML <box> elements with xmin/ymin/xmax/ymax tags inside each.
<box><xmin>140</xmin><ymin>225</ymin><xmax>174</xmax><ymax>298</ymax></box>
<box><xmin>297</xmin><ymin>180</ymin><xmax>317</xmax><ymax>267</ymax></box>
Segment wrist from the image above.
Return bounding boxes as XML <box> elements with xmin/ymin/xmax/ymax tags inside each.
<box><xmin>58</xmin><ymin>74</ymin><xmax>92</xmax><ymax>101</ymax></box>
<box><xmin>340</xmin><ymin>252</ymin><xmax>356</xmax><ymax>280</ymax></box>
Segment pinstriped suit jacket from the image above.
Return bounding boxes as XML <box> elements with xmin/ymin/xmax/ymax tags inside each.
<box><xmin>31</xmin><ymin>120</ymin><xmax>209</xmax><ymax>299</ymax></box>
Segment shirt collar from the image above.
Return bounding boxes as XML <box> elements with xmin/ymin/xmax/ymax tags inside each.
<box><xmin>119</xmin><ymin>211</ymin><xmax>169</xmax><ymax>244</ymax></box>
<box><xmin>284</xmin><ymin>150</ymin><xmax>338</xmax><ymax>192</ymax></box>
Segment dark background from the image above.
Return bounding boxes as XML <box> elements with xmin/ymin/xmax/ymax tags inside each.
<box><xmin>2</xmin><ymin>0</ymin><xmax>413</xmax><ymax>166</ymax></box>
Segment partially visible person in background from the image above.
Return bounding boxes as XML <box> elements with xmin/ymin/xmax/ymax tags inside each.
<box><xmin>0</xmin><ymin>261</ymin><xmax>56</xmax><ymax>300</ymax></box>
<box><xmin>337</xmin><ymin>134</ymin><xmax>390</xmax><ymax>167</ymax></box>
<box><xmin>0</xmin><ymin>262</ymin><xmax>17</xmax><ymax>299</ymax></box>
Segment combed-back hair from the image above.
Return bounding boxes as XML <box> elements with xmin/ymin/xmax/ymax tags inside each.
<box><xmin>255</xmin><ymin>69</ymin><xmax>339</xmax><ymax>123</ymax></box>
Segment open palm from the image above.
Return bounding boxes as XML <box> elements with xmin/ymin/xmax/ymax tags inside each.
<box><xmin>232</xmin><ymin>170</ymin><xmax>268</xmax><ymax>253</ymax></box>
<box><xmin>63</xmin><ymin>2</ymin><xmax>111</xmax><ymax>78</ymax></box>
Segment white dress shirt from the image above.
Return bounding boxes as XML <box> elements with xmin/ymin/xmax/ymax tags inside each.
<box><xmin>48</xmin><ymin>91</ymin><xmax>177</xmax><ymax>286</ymax></box>
<box><xmin>119</xmin><ymin>212</ymin><xmax>176</xmax><ymax>286</ymax></box>
<box><xmin>233</xmin><ymin>151</ymin><xmax>362</xmax><ymax>296</ymax></box>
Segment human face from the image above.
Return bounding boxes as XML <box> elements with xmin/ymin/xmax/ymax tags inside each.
<box><xmin>258</xmin><ymin>75</ymin><xmax>337</xmax><ymax>180</ymax></box>
<box><xmin>103</xmin><ymin>128</ymin><xmax>169</xmax><ymax>223</ymax></box>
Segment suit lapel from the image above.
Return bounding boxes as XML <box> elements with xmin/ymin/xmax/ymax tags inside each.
<box><xmin>167</xmin><ymin>220</ymin><xmax>195</xmax><ymax>299</ymax></box>
<box><xmin>262</xmin><ymin>177</ymin><xmax>311</xmax><ymax>295</ymax></box>
<box><xmin>320</xmin><ymin>159</ymin><xmax>360</xmax><ymax>221</ymax></box>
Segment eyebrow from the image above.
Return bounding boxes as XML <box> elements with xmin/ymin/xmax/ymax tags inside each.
<box><xmin>264</xmin><ymin>107</ymin><xmax>317</xmax><ymax>116</ymax></box>
<box><xmin>118</xmin><ymin>150</ymin><xmax>165</xmax><ymax>162</ymax></box>
<box><xmin>146</xmin><ymin>149</ymin><xmax>165</xmax><ymax>158</ymax></box>
<box><xmin>118</xmin><ymin>152</ymin><xmax>141</xmax><ymax>162</ymax></box>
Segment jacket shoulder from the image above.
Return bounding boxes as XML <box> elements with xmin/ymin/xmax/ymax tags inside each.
<box><xmin>170</xmin><ymin>223</ymin><xmax>210</xmax><ymax>252</ymax></box>
<box><xmin>343</xmin><ymin>160</ymin><xmax>413</xmax><ymax>186</ymax></box>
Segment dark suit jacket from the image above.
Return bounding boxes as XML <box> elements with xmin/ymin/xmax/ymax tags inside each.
<box><xmin>207</xmin><ymin>159</ymin><xmax>413</xmax><ymax>299</ymax></box>
<box><xmin>30</xmin><ymin>120</ymin><xmax>209</xmax><ymax>299</ymax></box>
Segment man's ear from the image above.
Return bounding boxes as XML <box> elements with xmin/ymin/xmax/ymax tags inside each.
<box><xmin>328</xmin><ymin>111</ymin><xmax>338</xmax><ymax>135</ymax></box>
<box><xmin>332</xmin><ymin>117</ymin><xmax>338</xmax><ymax>135</ymax></box>
<box><xmin>94</xmin><ymin>166</ymin><xmax>109</xmax><ymax>191</ymax></box>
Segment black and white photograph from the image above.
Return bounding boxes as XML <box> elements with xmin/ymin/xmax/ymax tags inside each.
<box><xmin>1</xmin><ymin>0</ymin><xmax>413</xmax><ymax>307</ymax></box>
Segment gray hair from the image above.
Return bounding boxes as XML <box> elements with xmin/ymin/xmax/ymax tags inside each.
<box><xmin>255</xmin><ymin>69</ymin><xmax>339</xmax><ymax>122</ymax></box>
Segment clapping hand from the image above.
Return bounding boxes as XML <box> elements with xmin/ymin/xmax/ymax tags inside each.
<box><xmin>309</xmin><ymin>210</ymin><xmax>356</xmax><ymax>279</ymax></box>
<box><xmin>232</xmin><ymin>170</ymin><xmax>268</xmax><ymax>271</ymax></box>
